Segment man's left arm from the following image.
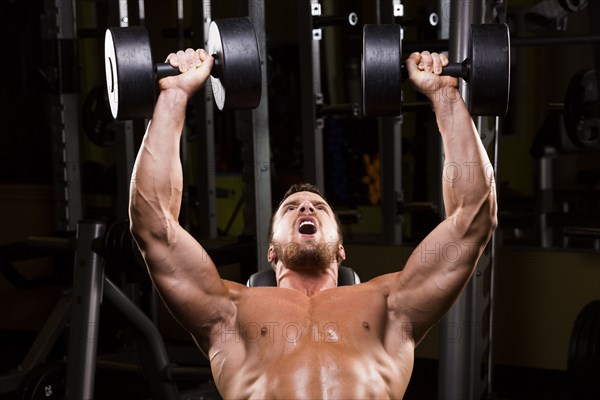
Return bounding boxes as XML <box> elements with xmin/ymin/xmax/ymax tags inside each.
<box><xmin>383</xmin><ymin>51</ymin><xmax>498</xmax><ymax>345</ymax></box>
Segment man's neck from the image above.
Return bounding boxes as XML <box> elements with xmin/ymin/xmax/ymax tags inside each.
<box><xmin>275</xmin><ymin>265</ymin><xmax>338</xmax><ymax>296</ymax></box>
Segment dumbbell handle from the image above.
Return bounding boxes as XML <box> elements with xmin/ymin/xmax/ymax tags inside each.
<box><xmin>442</xmin><ymin>60</ymin><xmax>470</xmax><ymax>81</ymax></box>
<box><xmin>400</xmin><ymin>58</ymin><xmax>470</xmax><ymax>81</ymax></box>
<box><xmin>155</xmin><ymin>63</ymin><xmax>181</xmax><ymax>79</ymax></box>
<box><xmin>155</xmin><ymin>55</ymin><xmax>222</xmax><ymax>80</ymax></box>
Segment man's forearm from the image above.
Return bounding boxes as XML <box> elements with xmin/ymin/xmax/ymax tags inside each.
<box><xmin>432</xmin><ymin>88</ymin><xmax>496</xmax><ymax>224</ymax></box>
<box><xmin>129</xmin><ymin>88</ymin><xmax>189</xmax><ymax>242</ymax></box>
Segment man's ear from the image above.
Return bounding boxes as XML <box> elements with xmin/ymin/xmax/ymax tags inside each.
<box><xmin>337</xmin><ymin>244</ymin><xmax>346</xmax><ymax>263</ymax></box>
<box><xmin>268</xmin><ymin>245</ymin><xmax>276</xmax><ymax>263</ymax></box>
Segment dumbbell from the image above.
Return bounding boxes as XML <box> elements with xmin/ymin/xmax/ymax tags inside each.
<box><xmin>362</xmin><ymin>23</ymin><xmax>510</xmax><ymax>117</ymax></box>
<box><xmin>104</xmin><ymin>17</ymin><xmax>262</xmax><ymax>120</ymax></box>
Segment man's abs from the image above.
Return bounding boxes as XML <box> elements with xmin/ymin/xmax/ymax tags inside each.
<box><xmin>211</xmin><ymin>337</ymin><xmax>413</xmax><ymax>399</ymax></box>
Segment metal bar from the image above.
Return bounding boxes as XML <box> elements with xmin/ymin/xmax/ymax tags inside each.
<box><xmin>104</xmin><ymin>277</ymin><xmax>179</xmax><ymax>400</ymax></box>
<box><xmin>438</xmin><ymin>1</ymin><xmax>484</xmax><ymax>399</ymax></box>
<box><xmin>22</xmin><ymin>294</ymin><xmax>72</xmax><ymax>370</ymax></box>
<box><xmin>55</xmin><ymin>94</ymin><xmax>82</xmax><ymax>231</ymax></box>
<box><xmin>177</xmin><ymin>0</ymin><xmax>192</xmax><ymax>232</ymax></box>
<box><xmin>318</xmin><ymin>102</ymin><xmax>360</xmax><ymax>117</ymax></box>
<box><xmin>395</xmin><ymin>13</ymin><xmax>439</xmax><ymax>28</ymax></box>
<box><xmin>248</xmin><ymin>0</ymin><xmax>273</xmax><ymax>271</ymax></box>
<box><xmin>487</xmin><ymin>116</ymin><xmax>501</xmax><ymax>397</ymax></box>
<box><xmin>113</xmin><ymin>0</ymin><xmax>136</xmax><ymax>222</ymax></box>
<box><xmin>65</xmin><ymin>221</ymin><xmax>105</xmax><ymax>400</ymax></box>
<box><xmin>48</xmin><ymin>0</ymin><xmax>82</xmax><ymax>232</ymax></box>
<box><xmin>115</xmin><ymin>125</ymin><xmax>135</xmax><ymax>221</ymax></box>
<box><xmin>539</xmin><ymin>155</ymin><xmax>553</xmax><ymax>248</ymax></box>
<box><xmin>439</xmin><ymin>0</ymin><xmax>451</xmax><ymax>41</ymax></box>
<box><xmin>96</xmin><ymin>359</ymin><xmax>212</xmax><ymax>379</ymax></box>
<box><xmin>379</xmin><ymin>116</ymin><xmax>404</xmax><ymax>245</ymax></box>
<box><xmin>0</xmin><ymin>372</ymin><xmax>24</xmax><ymax>394</ymax></box>
<box><xmin>378</xmin><ymin>0</ymin><xmax>403</xmax><ymax>245</ymax></box>
<box><xmin>0</xmin><ymin>293</ymin><xmax>72</xmax><ymax>393</ymax></box>
<box><xmin>192</xmin><ymin>0</ymin><xmax>218</xmax><ymax>239</ymax></box>
<box><xmin>313</xmin><ymin>12</ymin><xmax>358</xmax><ymax>28</ymax></box>
<box><xmin>563</xmin><ymin>227</ymin><xmax>600</xmax><ymax>238</ymax></box>
<box><xmin>138</xmin><ymin>0</ymin><xmax>146</xmax><ymax>23</ymax></box>
<box><xmin>299</xmin><ymin>0</ymin><xmax>325</xmax><ymax>191</ymax></box>
<box><xmin>403</xmin><ymin>34</ymin><xmax>600</xmax><ymax>53</ymax></box>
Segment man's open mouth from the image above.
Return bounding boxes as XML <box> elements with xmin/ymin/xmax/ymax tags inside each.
<box><xmin>298</xmin><ymin>218</ymin><xmax>317</xmax><ymax>234</ymax></box>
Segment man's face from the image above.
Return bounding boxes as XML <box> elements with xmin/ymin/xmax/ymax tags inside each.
<box><xmin>268</xmin><ymin>191</ymin><xmax>344</xmax><ymax>268</ymax></box>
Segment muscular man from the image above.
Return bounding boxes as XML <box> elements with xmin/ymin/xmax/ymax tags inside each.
<box><xmin>129</xmin><ymin>48</ymin><xmax>497</xmax><ymax>399</ymax></box>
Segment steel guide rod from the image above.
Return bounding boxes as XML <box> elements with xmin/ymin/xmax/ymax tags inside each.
<box><xmin>177</xmin><ymin>0</ymin><xmax>192</xmax><ymax>232</ymax></box>
<box><xmin>65</xmin><ymin>222</ymin><xmax>105</xmax><ymax>400</ymax></box>
<box><xmin>247</xmin><ymin>0</ymin><xmax>273</xmax><ymax>271</ymax></box>
<box><xmin>379</xmin><ymin>0</ymin><xmax>404</xmax><ymax>245</ymax></box>
<box><xmin>65</xmin><ymin>221</ymin><xmax>180</xmax><ymax>400</ymax></box>
<box><xmin>299</xmin><ymin>0</ymin><xmax>325</xmax><ymax>192</ymax></box>
<box><xmin>438</xmin><ymin>1</ymin><xmax>495</xmax><ymax>399</ymax></box>
<box><xmin>48</xmin><ymin>0</ymin><xmax>82</xmax><ymax>232</ymax></box>
<box><xmin>113</xmin><ymin>0</ymin><xmax>136</xmax><ymax>222</ymax></box>
<box><xmin>313</xmin><ymin>12</ymin><xmax>358</xmax><ymax>28</ymax></box>
<box><xmin>402</xmin><ymin>33</ymin><xmax>600</xmax><ymax>53</ymax></box>
<box><xmin>191</xmin><ymin>0</ymin><xmax>218</xmax><ymax>240</ymax></box>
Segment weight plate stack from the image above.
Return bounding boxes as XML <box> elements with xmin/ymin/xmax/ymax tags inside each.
<box><xmin>104</xmin><ymin>26</ymin><xmax>156</xmax><ymax>120</ymax></box>
<box><xmin>468</xmin><ymin>23</ymin><xmax>511</xmax><ymax>116</ymax></box>
<box><xmin>362</xmin><ymin>24</ymin><xmax>403</xmax><ymax>117</ymax></box>
<box><xmin>207</xmin><ymin>18</ymin><xmax>262</xmax><ymax>111</ymax></box>
<box><xmin>568</xmin><ymin>300</ymin><xmax>600</xmax><ymax>398</ymax></box>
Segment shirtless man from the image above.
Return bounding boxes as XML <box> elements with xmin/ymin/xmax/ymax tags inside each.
<box><xmin>129</xmin><ymin>47</ymin><xmax>497</xmax><ymax>399</ymax></box>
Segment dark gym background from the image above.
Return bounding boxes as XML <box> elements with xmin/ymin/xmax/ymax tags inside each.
<box><xmin>0</xmin><ymin>0</ymin><xmax>599</xmax><ymax>399</ymax></box>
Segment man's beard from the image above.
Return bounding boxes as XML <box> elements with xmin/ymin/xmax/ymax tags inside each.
<box><xmin>271</xmin><ymin>240</ymin><xmax>340</xmax><ymax>269</ymax></box>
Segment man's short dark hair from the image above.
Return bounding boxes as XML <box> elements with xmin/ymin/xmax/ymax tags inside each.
<box><xmin>268</xmin><ymin>183</ymin><xmax>343</xmax><ymax>243</ymax></box>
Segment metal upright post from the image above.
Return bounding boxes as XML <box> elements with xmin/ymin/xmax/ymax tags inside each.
<box><xmin>539</xmin><ymin>149</ymin><xmax>554</xmax><ymax>248</ymax></box>
<box><xmin>298</xmin><ymin>0</ymin><xmax>325</xmax><ymax>192</ymax></box>
<box><xmin>191</xmin><ymin>0</ymin><xmax>218</xmax><ymax>240</ymax></box>
<box><xmin>235</xmin><ymin>0</ymin><xmax>273</xmax><ymax>271</ymax></box>
<box><xmin>487</xmin><ymin>116</ymin><xmax>501</xmax><ymax>398</ymax></box>
<box><xmin>65</xmin><ymin>221</ymin><xmax>105</xmax><ymax>400</ymax></box>
<box><xmin>111</xmin><ymin>0</ymin><xmax>136</xmax><ymax>221</ymax></box>
<box><xmin>46</xmin><ymin>0</ymin><xmax>82</xmax><ymax>232</ymax></box>
<box><xmin>177</xmin><ymin>0</ymin><xmax>192</xmax><ymax>231</ymax></box>
<box><xmin>438</xmin><ymin>1</ymin><xmax>494</xmax><ymax>400</ymax></box>
<box><xmin>379</xmin><ymin>0</ymin><xmax>404</xmax><ymax>245</ymax></box>
<box><xmin>138</xmin><ymin>0</ymin><xmax>146</xmax><ymax>25</ymax></box>
<box><xmin>103</xmin><ymin>278</ymin><xmax>179</xmax><ymax>399</ymax></box>
<box><xmin>247</xmin><ymin>0</ymin><xmax>273</xmax><ymax>270</ymax></box>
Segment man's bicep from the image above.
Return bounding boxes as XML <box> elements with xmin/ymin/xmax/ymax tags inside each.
<box><xmin>141</xmin><ymin>224</ymin><xmax>235</xmax><ymax>330</ymax></box>
<box><xmin>389</xmin><ymin>218</ymin><xmax>483</xmax><ymax>342</ymax></box>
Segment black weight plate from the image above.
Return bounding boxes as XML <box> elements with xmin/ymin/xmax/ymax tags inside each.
<box><xmin>564</xmin><ymin>69</ymin><xmax>600</xmax><ymax>149</ymax></box>
<box><xmin>469</xmin><ymin>23</ymin><xmax>510</xmax><ymax>116</ymax></box>
<box><xmin>105</xmin><ymin>26</ymin><xmax>156</xmax><ymax>120</ymax></box>
<box><xmin>590</xmin><ymin>306</ymin><xmax>600</xmax><ymax>370</ymax></box>
<box><xmin>17</xmin><ymin>362</ymin><xmax>65</xmax><ymax>400</ymax></box>
<box><xmin>568</xmin><ymin>300</ymin><xmax>600</xmax><ymax>386</ymax></box>
<box><xmin>207</xmin><ymin>18</ymin><xmax>262</xmax><ymax>111</ymax></box>
<box><xmin>362</xmin><ymin>24</ymin><xmax>403</xmax><ymax>117</ymax></box>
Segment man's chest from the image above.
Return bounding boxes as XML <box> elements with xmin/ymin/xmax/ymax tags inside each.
<box><xmin>232</xmin><ymin>286</ymin><xmax>389</xmax><ymax>345</ymax></box>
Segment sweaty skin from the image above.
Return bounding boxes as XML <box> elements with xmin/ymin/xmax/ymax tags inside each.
<box><xmin>129</xmin><ymin>49</ymin><xmax>497</xmax><ymax>399</ymax></box>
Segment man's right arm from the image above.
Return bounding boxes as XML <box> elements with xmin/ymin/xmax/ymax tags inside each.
<box><xmin>129</xmin><ymin>49</ymin><xmax>237</xmax><ymax>348</ymax></box>
<box><xmin>382</xmin><ymin>51</ymin><xmax>497</xmax><ymax>346</ymax></box>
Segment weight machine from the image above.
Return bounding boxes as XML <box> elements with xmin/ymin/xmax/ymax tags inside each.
<box><xmin>0</xmin><ymin>221</ymin><xmax>218</xmax><ymax>399</ymax></box>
